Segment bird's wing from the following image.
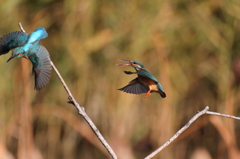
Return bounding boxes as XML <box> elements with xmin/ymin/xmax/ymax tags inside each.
<box><xmin>0</xmin><ymin>31</ymin><xmax>28</xmax><ymax>55</ymax></box>
<box><xmin>28</xmin><ymin>45</ymin><xmax>52</xmax><ymax>91</ymax></box>
<box><xmin>118</xmin><ymin>78</ymin><xmax>149</xmax><ymax>94</ymax></box>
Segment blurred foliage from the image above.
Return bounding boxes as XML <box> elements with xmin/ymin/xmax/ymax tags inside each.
<box><xmin>0</xmin><ymin>0</ymin><xmax>240</xmax><ymax>159</ymax></box>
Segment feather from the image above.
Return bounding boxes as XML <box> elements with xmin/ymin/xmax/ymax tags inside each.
<box><xmin>28</xmin><ymin>27</ymin><xmax>48</xmax><ymax>44</ymax></box>
<box><xmin>118</xmin><ymin>78</ymin><xmax>149</xmax><ymax>95</ymax></box>
<box><xmin>0</xmin><ymin>31</ymin><xmax>28</xmax><ymax>55</ymax></box>
<box><xmin>29</xmin><ymin>45</ymin><xmax>52</xmax><ymax>91</ymax></box>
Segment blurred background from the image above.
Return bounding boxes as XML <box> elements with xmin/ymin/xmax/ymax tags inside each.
<box><xmin>0</xmin><ymin>0</ymin><xmax>240</xmax><ymax>159</ymax></box>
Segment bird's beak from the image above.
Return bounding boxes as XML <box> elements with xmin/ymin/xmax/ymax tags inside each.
<box><xmin>6</xmin><ymin>55</ymin><xmax>16</xmax><ymax>62</ymax></box>
<box><xmin>116</xmin><ymin>59</ymin><xmax>131</xmax><ymax>66</ymax></box>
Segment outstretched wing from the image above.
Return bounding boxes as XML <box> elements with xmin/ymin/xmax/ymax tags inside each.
<box><xmin>29</xmin><ymin>45</ymin><xmax>52</xmax><ymax>91</ymax></box>
<box><xmin>0</xmin><ymin>31</ymin><xmax>28</xmax><ymax>55</ymax></box>
<box><xmin>118</xmin><ymin>78</ymin><xmax>149</xmax><ymax>95</ymax></box>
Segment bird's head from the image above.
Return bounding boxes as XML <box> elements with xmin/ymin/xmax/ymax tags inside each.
<box><xmin>7</xmin><ymin>47</ymin><xmax>25</xmax><ymax>62</ymax></box>
<box><xmin>117</xmin><ymin>59</ymin><xmax>145</xmax><ymax>70</ymax></box>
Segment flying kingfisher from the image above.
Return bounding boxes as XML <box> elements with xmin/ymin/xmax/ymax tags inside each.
<box><xmin>0</xmin><ymin>27</ymin><xmax>52</xmax><ymax>90</ymax></box>
<box><xmin>117</xmin><ymin>59</ymin><xmax>166</xmax><ymax>98</ymax></box>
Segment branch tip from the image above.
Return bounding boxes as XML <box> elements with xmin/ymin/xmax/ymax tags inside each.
<box><xmin>18</xmin><ymin>22</ymin><xmax>26</xmax><ymax>33</ymax></box>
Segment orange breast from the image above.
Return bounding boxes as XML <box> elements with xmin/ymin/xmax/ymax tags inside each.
<box><xmin>138</xmin><ymin>76</ymin><xmax>159</xmax><ymax>91</ymax></box>
<box><xmin>19</xmin><ymin>53</ymin><xmax>28</xmax><ymax>59</ymax></box>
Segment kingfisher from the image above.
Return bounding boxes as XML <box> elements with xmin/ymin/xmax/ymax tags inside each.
<box><xmin>0</xmin><ymin>27</ymin><xmax>52</xmax><ymax>90</ymax></box>
<box><xmin>117</xmin><ymin>59</ymin><xmax>166</xmax><ymax>98</ymax></box>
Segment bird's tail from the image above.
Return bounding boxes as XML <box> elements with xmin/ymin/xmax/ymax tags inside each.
<box><xmin>157</xmin><ymin>83</ymin><xmax>166</xmax><ymax>98</ymax></box>
<box><xmin>159</xmin><ymin>90</ymin><xmax>166</xmax><ymax>98</ymax></box>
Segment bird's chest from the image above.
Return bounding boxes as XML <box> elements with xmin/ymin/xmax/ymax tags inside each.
<box><xmin>18</xmin><ymin>53</ymin><xmax>28</xmax><ymax>59</ymax></box>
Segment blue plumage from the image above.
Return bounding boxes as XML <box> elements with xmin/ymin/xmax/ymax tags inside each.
<box><xmin>0</xmin><ymin>31</ymin><xmax>28</xmax><ymax>55</ymax></box>
<box><xmin>0</xmin><ymin>27</ymin><xmax>52</xmax><ymax>90</ymax></box>
<box><xmin>28</xmin><ymin>27</ymin><xmax>48</xmax><ymax>45</ymax></box>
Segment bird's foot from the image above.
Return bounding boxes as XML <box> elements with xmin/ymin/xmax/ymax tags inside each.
<box><xmin>144</xmin><ymin>90</ymin><xmax>151</xmax><ymax>98</ymax></box>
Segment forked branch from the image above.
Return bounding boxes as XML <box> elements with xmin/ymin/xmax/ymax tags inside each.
<box><xmin>145</xmin><ymin>106</ymin><xmax>240</xmax><ymax>159</ymax></box>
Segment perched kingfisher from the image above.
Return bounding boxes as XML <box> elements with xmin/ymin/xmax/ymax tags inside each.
<box><xmin>117</xmin><ymin>59</ymin><xmax>166</xmax><ymax>98</ymax></box>
<box><xmin>0</xmin><ymin>27</ymin><xmax>52</xmax><ymax>90</ymax></box>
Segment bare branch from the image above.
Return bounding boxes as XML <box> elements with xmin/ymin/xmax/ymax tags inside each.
<box><xmin>206</xmin><ymin>111</ymin><xmax>240</xmax><ymax>120</ymax></box>
<box><xmin>18</xmin><ymin>23</ymin><xmax>117</xmax><ymax>159</ymax></box>
<box><xmin>18</xmin><ymin>23</ymin><xmax>26</xmax><ymax>33</ymax></box>
<box><xmin>51</xmin><ymin>61</ymin><xmax>117</xmax><ymax>159</ymax></box>
<box><xmin>145</xmin><ymin>106</ymin><xmax>209</xmax><ymax>159</ymax></box>
<box><xmin>145</xmin><ymin>106</ymin><xmax>240</xmax><ymax>159</ymax></box>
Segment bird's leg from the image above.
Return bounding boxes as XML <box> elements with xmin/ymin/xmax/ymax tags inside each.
<box><xmin>144</xmin><ymin>89</ymin><xmax>151</xmax><ymax>98</ymax></box>
<box><xmin>124</xmin><ymin>71</ymin><xmax>137</xmax><ymax>75</ymax></box>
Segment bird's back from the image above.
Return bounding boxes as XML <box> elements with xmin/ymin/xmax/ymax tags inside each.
<box><xmin>28</xmin><ymin>27</ymin><xmax>48</xmax><ymax>44</ymax></box>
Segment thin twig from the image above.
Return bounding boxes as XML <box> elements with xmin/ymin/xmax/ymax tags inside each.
<box><xmin>18</xmin><ymin>23</ymin><xmax>26</xmax><ymax>33</ymax></box>
<box><xmin>18</xmin><ymin>23</ymin><xmax>117</xmax><ymax>159</ymax></box>
<box><xmin>145</xmin><ymin>106</ymin><xmax>240</xmax><ymax>159</ymax></box>
<box><xmin>145</xmin><ymin>106</ymin><xmax>209</xmax><ymax>159</ymax></box>
<box><xmin>51</xmin><ymin>62</ymin><xmax>117</xmax><ymax>159</ymax></box>
<box><xmin>206</xmin><ymin>111</ymin><xmax>240</xmax><ymax>120</ymax></box>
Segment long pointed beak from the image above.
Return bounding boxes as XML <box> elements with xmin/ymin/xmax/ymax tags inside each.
<box><xmin>6</xmin><ymin>55</ymin><xmax>15</xmax><ymax>62</ymax></box>
<box><xmin>118</xmin><ymin>59</ymin><xmax>129</xmax><ymax>62</ymax></box>
<box><xmin>116</xmin><ymin>59</ymin><xmax>131</xmax><ymax>66</ymax></box>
